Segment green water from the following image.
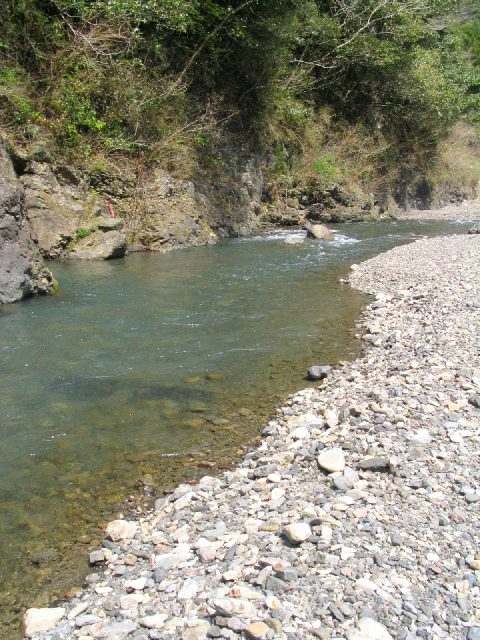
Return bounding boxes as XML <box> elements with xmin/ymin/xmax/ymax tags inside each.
<box><xmin>0</xmin><ymin>220</ymin><xmax>469</xmax><ymax>637</ymax></box>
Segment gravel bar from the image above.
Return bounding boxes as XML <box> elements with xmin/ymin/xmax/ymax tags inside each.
<box><xmin>26</xmin><ymin>235</ymin><xmax>480</xmax><ymax>640</ymax></box>
<box><xmin>396</xmin><ymin>200</ymin><xmax>480</xmax><ymax>221</ymax></box>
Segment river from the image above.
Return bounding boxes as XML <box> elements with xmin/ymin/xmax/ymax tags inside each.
<box><xmin>0</xmin><ymin>219</ymin><xmax>469</xmax><ymax>637</ymax></box>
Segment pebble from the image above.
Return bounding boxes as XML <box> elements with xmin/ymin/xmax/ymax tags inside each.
<box><xmin>283</xmin><ymin>522</ymin><xmax>312</xmax><ymax>544</ymax></box>
<box><xmin>318</xmin><ymin>448</ymin><xmax>346</xmax><ymax>473</ymax></box>
<box><xmin>245</xmin><ymin>621</ymin><xmax>270</xmax><ymax>639</ymax></box>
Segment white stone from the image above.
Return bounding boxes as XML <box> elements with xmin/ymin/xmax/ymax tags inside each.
<box><xmin>284</xmin><ymin>522</ymin><xmax>312</xmax><ymax>544</ymax></box>
<box><xmin>267</xmin><ymin>472</ymin><xmax>282</xmax><ymax>483</ymax></box>
<box><xmin>271</xmin><ymin>487</ymin><xmax>285</xmax><ymax>501</ymax></box>
<box><xmin>183</xmin><ymin>622</ymin><xmax>210</xmax><ymax>640</ymax></box>
<box><xmin>407</xmin><ymin>429</ymin><xmax>432</xmax><ymax>445</ymax></box>
<box><xmin>324</xmin><ymin>408</ymin><xmax>339</xmax><ymax>428</ymax></box>
<box><xmin>140</xmin><ymin>613</ymin><xmax>168</xmax><ymax>628</ymax></box>
<box><xmin>197</xmin><ymin>543</ymin><xmax>217</xmax><ymax>563</ymax></box>
<box><xmin>174</xmin><ymin>492</ymin><xmax>194</xmax><ymax>511</ymax></box>
<box><xmin>105</xmin><ymin>519</ymin><xmax>137</xmax><ymax>541</ymax></box>
<box><xmin>24</xmin><ymin>608</ymin><xmax>66</xmax><ymax>637</ymax></box>
<box><xmin>347</xmin><ymin>617</ymin><xmax>393</xmax><ymax>640</ymax></box>
<box><xmin>212</xmin><ymin>597</ymin><xmax>257</xmax><ymax>618</ymax></box>
<box><xmin>178</xmin><ymin>577</ymin><xmax>204</xmax><ymax>600</ymax></box>
<box><xmin>68</xmin><ymin>602</ymin><xmax>89</xmax><ymax>620</ymax></box>
<box><xmin>125</xmin><ymin>577</ymin><xmax>147</xmax><ymax>591</ymax></box>
<box><xmin>341</xmin><ymin>546</ymin><xmax>356</xmax><ymax>561</ymax></box>
<box><xmin>321</xmin><ymin>525</ymin><xmax>333</xmax><ymax>545</ymax></box>
<box><xmin>318</xmin><ymin>447</ymin><xmax>346</xmax><ymax>473</ymax></box>
<box><xmin>291</xmin><ymin>426</ymin><xmax>309</xmax><ymax>440</ymax></box>
<box><xmin>223</xmin><ymin>567</ymin><xmax>243</xmax><ymax>581</ymax></box>
<box><xmin>287</xmin><ymin>412</ymin><xmax>323</xmax><ymax>428</ymax></box>
<box><xmin>120</xmin><ymin>593</ymin><xmax>143</xmax><ymax>610</ymax></box>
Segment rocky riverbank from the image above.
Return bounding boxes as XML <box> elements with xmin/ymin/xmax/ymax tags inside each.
<box><xmin>24</xmin><ymin>234</ymin><xmax>480</xmax><ymax>640</ymax></box>
<box><xmin>396</xmin><ymin>199</ymin><xmax>480</xmax><ymax>222</ymax></box>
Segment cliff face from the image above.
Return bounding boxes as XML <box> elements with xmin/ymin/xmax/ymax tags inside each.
<box><xmin>0</xmin><ymin>143</ymin><xmax>55</xmax><ymax>304</ymax></box>
<box><xmin>3</xmin><ymin>146</ymin><xmax>265</xmax><ymax>260</ymax></box>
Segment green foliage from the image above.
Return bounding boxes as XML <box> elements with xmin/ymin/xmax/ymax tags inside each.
<box><xmin>0</xmin><ymin>0</ymin><xmax>478</xmax><ymax>185</ymax></box>
<box><xmin>75</xmin><ymin>227</ymin><xmax>93</xmax><ymax>240</ymax></box>
<box><xmin>312</xmin><ymin>155</ymin><xmax>338</xmax><ymax>184</ymax></box>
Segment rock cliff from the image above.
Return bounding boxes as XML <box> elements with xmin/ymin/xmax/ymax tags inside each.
<box><xmin>0</xmin><ymin>143</ymin><xmax>55</xmax><ymax>304</ymax></box>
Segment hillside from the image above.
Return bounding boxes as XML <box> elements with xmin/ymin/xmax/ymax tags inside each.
<box><xmin>0</xmin><ymin>1</ymin><xmax>480</xmax><ymax>271</ymax></box>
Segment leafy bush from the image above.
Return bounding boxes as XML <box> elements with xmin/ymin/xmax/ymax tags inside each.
<box><xmin>0</xmin><ymin>0</ymin><xmax>478</xmax><ymax>190</ymax></box>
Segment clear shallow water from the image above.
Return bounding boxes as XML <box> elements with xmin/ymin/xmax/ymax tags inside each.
<box><xmin>0</xmin><ymin>219</ymin><xmax>468</xmax><ymax>637</ymax></box>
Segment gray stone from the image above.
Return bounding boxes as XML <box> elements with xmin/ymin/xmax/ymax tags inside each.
<box><xmin>357</xmin><ymin>456</ymin><xmax>391</xmax><ymax>471</ymax></box>
<box><xmin>468</xmin><ymin>395</ymin><xmax>480</xmax><ymax>409</ymax></box>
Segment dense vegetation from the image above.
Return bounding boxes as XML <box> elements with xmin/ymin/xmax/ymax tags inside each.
<box><xmin>1</xmin><ymin>0</ymin><xmax>479</xmax><ymax>198</ymax></box>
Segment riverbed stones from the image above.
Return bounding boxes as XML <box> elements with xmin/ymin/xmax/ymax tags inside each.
<box><xmin>24</xmin><ymin>607</ymin><xmax>65</xmax><ymax>636</ymax></box>
<box><xmin>29</xmin><ymin>234</ymin><xmax>480</xmax><ymax>640</ymax></box>
<box><xmin>318</xmin><ymin>447</ymin><xmax>346</xmax><ymax>473</ymax></box>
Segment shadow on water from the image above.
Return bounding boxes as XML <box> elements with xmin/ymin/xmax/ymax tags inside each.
<box><xmin>0</xmin><ymin>219</ymin><xmax>469</xmax><ymax>638</ymax></box>
<box><xmin>48</xmin><ymin>375</ymin><xmax>213</xmax><ymax>403</ymax></box>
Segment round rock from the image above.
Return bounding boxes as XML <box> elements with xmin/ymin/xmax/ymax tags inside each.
<box><xmin>318</xmin><ymin>447</ymin><xmax>346</xmax><ymax>473</ymax></box>
<box><xmin>283</xmin><ymin>522</ymin><xmax>312</xmax><ymax>544</ymax></box>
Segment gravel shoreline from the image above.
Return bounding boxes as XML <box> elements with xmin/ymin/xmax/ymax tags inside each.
<box><xmin>395</xmin><ymin>199</ymin><xmax>480</xmax><ymax>221</ymax></box>
<box><xmin>25</xmin><ymin>235</ymin><xmax>480</xmax><ymax>640</ymax></box>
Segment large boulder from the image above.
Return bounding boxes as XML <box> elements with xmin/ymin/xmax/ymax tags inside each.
<box><xmin>304</xmin><ymin>222</ymin><xmax>334</xmax><ymax>241</ymax></box>
<box><xmin>0</xmin><ymin>143</ymin><xmax>55</xmax><ymax>304</ymax></box>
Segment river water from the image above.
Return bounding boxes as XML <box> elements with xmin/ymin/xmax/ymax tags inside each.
<box><xmin>0</xmin><ymin>220</ymin><xmax>468</xmax><ymax>637</ymax></box>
